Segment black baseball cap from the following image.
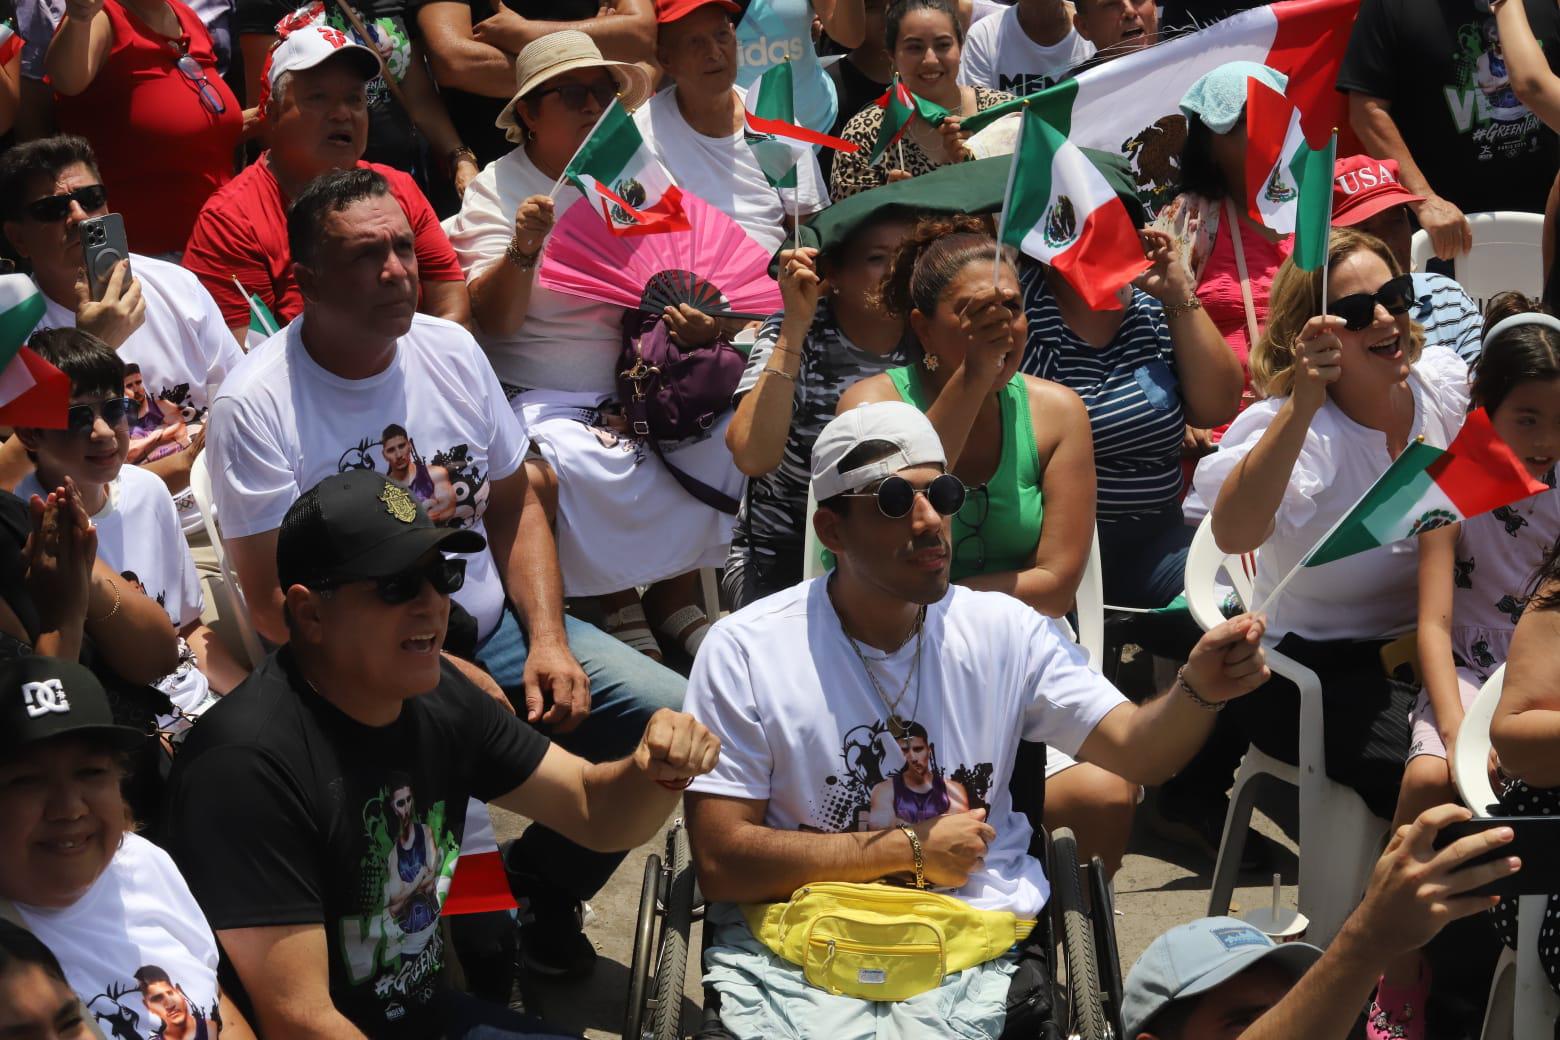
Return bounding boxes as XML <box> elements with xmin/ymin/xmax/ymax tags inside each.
<box><xmin>0</xmin><ymin>657</ymin><xmax>148</xmax><ymax>756</ymax></box>
<box><xmin>276</xmin><ymin>472</ymin><xmax>487</xmax><ymax>591</ymax></box>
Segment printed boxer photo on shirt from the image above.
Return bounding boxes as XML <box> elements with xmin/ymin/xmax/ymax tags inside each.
<box><xmin>335</xmin><ymin>428</ymin><xmax>490</xmax><ymax>528</ymax></box>
<box><xmin>808</xmin><ymin>715</ymin><xmax>993</xmax><ymax>834</ymax></box>
<box><xmin>82</xmin><ymin>965</ymin><xmax>222</xmax><ymax>1040</ymax></box>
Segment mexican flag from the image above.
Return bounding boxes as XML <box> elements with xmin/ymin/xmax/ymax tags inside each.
<box><xmin>1245</xmin><ymin>77</ymin><xmax>1335</xmax><ymax>270</ymax></box>
<box><xmin>0</xmin><ymin>276</ymin><xmax>69</xmax><ymax>429</ymax></box>
<box><xmin>997</xmin><ymin>107</ymin><xmax>1150</xmax><ymax>311</ymax></box>
<box><xmin>1303</xmin><ymin>409</ymin><xmax>1549</xmax><ymax>568</ymax></box>
<box><xmin>0</xmin><ymin>21</ymin><xmax>21</xmax><ymax>66</ymax></box>
<box><xmin>563</xmin><ymin>100</ymin><xmax>690</xmax><ymax>236</ymax></box>
<box><xmin>444</xmin><ymin>799</ymin><xmax>518</xmax><ymax>916</ymax></box>
<box><xmin>959</xmin><ymin>0</ymin><xmax>1357</xmax><ymax>205</ymax></box>
<box><xmin>869</xmin><ymin>75</ymin><xmax>952</xmax><ymax>164</ymax></box>
<box><xmin>233</xmin><ymin>277</ymin><xmax>280</xmax><ymax>350</ymax></box>
<box><xmin>743</xmin><ymin>61</ymin><xmax>858</xmax><ymax>188</ymax></box>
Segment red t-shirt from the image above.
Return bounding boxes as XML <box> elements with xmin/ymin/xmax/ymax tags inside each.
<box><xmin>183</xmin><ymin>157</ymin><xmax>466</xmax><ymax>329</ymax></box>
<box><xmin>52</xmin><ymin>0</ymin><xmax>241</xmax><ymax>256</ymax></box>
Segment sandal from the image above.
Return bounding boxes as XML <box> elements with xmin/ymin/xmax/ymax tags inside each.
<box><xmin>658</xmin><ymin>605</ymin><xmax>711</xmax><ymax>659</ymax></box>
<box><xmin>1366</xmin><ymin>961</ymin><xmax>1430</xmax><ymax>1040</ymax></box>
<box><xmin>603</xmin><ymin>603</ymin><xmax>663</xmax><ymax>661</ymax></box>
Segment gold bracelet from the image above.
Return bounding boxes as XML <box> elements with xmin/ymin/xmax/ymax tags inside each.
<box><xmin>1163</xmin><ymin>296</ymin><xmax>1203</xmax><ymax>319</ymax></box>
<box><xmin>505</xmin><ymin>238</ymin><xmax>541</xmax><ymax>270</ymax></box>
<box><xmin>898</xmin><ymin>824</ymin><xmax>926</xmax><ymax>888</ymax></box>
<box><xmin>1176</xmin><ymin>665</ymin><xmax>1224</xmax><ymax>713</ymax></box>
<box><xmin>760</xmin><ymin>367</ymin><xmax>796</xmax><ymax>384</ymax></box>
<box><xmin>87</xmin><ymin>575</ymin><xmax>121</xmax><ymax>624</ymax></box>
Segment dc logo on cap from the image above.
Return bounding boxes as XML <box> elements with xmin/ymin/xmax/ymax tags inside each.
<box><xmin>22</xmin><ymin>679</ymin><xmax>70</xmax><ymax>718</ymax></box>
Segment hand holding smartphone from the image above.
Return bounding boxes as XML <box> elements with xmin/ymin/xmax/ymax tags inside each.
<box><xmin>79</xmin><ymin>213</ymin><xmax>129</xmax><ymax>302</ymax></box>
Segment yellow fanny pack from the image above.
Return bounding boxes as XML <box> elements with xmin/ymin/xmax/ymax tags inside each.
<box><xmin>742</xmin><ymin>882</ymin><xmax>1035</xmax><ymax>1002</ymax></box>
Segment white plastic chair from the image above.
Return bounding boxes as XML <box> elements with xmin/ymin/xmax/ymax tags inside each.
<box><xmin>189</xmin><ymin>453</ymin><xmax>265</xmax><ymax>668</ymax></box>
<box><xmin>1189</xmin><ymin>516</ymin><xmax>1391</xmax><ymax>946</ymax></box>
<box><xmin>1409</xmin><ymin>211</ymin><xmax>1545</xmax><ymax>308</ymax></box>
<box><xmin>1453</xmin><ymin>666</ymin><xmax>1560</xmax><ymax>1040</ymax></box>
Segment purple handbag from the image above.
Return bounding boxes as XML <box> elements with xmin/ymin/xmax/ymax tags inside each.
<box><xmin>617</xmin><ymin>311</ymin><xmax>744</xmax><ymax>515</ymax></box>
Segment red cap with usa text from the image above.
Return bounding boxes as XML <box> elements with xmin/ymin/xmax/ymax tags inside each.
<box><xmin>1332</xmin><ymin>155</ymin><xmax>1424</xmax><ymax>227</ymax></box>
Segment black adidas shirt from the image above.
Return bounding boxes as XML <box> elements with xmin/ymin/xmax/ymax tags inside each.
<box><xmin>164</xmin><ymin>647</ymin><xmax>549</xmax><ymax>1038</ymax></box>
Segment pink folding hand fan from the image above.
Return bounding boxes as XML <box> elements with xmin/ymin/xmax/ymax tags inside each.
<box><xmin>538</xmin><ymin>191</ymin><xmax>782</xmax><ymax>319</ymax></box>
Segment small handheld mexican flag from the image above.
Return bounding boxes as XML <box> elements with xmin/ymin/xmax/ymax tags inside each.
<box><xmin>869</xmin><ymin>75</ymin><xmax>951</xmax><ymax>165</ymax></box>
<box><xmin>561</xmin><ymin>99</ymin><xmax>690</xmax><ymax>236</ymax></box>
<box><xmin>1244</xmin><ymin>76</ymin><xmax>1335</xmax><ymax>272</ymax></box>
<box><xmin>0</xmin><ymin>20</ymin><xmax>21</xmax><ymax>66</ymax></box>
<box><xmin>744</xmin><ymin>61</ymin><xmax>858</xmax><ymax>189</ymax></box>
<box><xmin>1259</xmin><ymin>408</ymin><xmax>1549</xmax><ymax>608</ymax></box>
<box><xmin>0</xmin><ymin>276</ymin><xmax>70</xmax><ymax>429</ymax></box>
<box><xmin>232</xmin><ymin>277</ymin><xmax>279</xmax><ymax>350</ymax></box>
<box><xmin>996</xmin><ymin>106</ymin><xmax>1150</xmax><ymax>311</ymax></box>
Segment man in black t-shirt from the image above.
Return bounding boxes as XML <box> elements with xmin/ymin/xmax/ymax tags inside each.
<box><xmin>1339</xmin><ymin>0</ymin><xmax>1560</xmax><ymax>260</ymax></box>
<box><xmin>164</xmin><ymin>472</ymin><xmax>719</xmax><ymax>1040</ymax></box>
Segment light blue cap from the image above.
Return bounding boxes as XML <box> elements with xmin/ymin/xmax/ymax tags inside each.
<box><xmin>1179</xmin><ymin>61</ymin><xmax>1289</xmax><ymax>134</ymax></box>
<box><xmin>1122</xmin><ymin>916</ymin><xmax>1322</xmax><ymax>1036</ymax></box>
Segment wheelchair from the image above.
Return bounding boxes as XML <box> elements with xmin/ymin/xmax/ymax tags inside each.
<box><xmin>624</xmin><ymin>742</ymin><xmax>1126</xmax><ymax>1040</ymax></box>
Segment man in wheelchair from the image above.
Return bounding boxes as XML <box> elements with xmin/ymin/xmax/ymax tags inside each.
<box><xmin>683</xmin><ymin>403</ymin><xmax>1273</xmax><ymax>1039</ymax></box>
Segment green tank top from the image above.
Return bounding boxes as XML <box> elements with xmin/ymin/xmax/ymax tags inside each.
<box><xmin>888</xmin><ymin>367</ymin><xmax>1045</xmax><ymax>582</ymax></box>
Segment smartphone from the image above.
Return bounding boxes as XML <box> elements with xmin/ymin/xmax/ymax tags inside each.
<box><xmin>79</xmin><ymin>213</ymin><xmax>130</xmax><ymax>302</ymax></box>
<box><xmin>1432</xmin><ymin>816</ymin><xmax>1560</xmax><ymax>898</ymax></box>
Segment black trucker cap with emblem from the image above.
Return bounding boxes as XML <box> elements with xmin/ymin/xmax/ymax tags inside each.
<box><xmin>277</xmin><ymin>471</ymin><xmax>487</xmax><ymax>591</ymax></box>
<box><xmin>0</xmin><ymin>656</ymin><xmax>149</xmax><ymax>756</ymax></box>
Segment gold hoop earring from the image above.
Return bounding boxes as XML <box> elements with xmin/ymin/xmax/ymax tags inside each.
<box><xmin>922</xmin><ymin>354</ymin><xmax>940</xmax><ymax>372</ymax></box>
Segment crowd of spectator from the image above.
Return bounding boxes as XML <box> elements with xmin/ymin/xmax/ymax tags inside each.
<box><xmin>0</xmin><ymin>0</ymin><xmax>1559</xmax><ymax>1037</ymax></box>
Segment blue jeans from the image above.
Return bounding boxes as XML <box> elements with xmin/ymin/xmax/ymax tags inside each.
<box><xmin>1095</xmin><ymin>504</ymin><xmax>1194</xmax><ymax>609</ymax></box>
<box><xmin>477</xmin><ymin>609</ymin><xmax>685</xmax><ymax>899</ymax></box>
<box><xmin>441</xmin><ymin>988</ymin><xmax>579</xmax><ymax>1039</ymax></box>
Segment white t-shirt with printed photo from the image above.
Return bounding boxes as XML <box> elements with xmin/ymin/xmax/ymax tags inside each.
<box><xmin>957</xmin><ymin>6</ymin><xmax>1095</xmax><ymax>95</ymax></box>
<box><xmin>634</xmin><ymin>85</ymin><xmax>830</xmax><ymax>256</ymax></box>
<box><xmin>205</xmin><ymin>314</ymin><xmax>530</xmax><ymax>642</ymax></box>
<box><xmin>685</xmin><ymin>579</ymin><xmax>1127</xmax><ymax>917</ymax></box>
<box><xmin>33</xmin><ymin>253</ymin><xmax>245</xmax><ymax>535</ymax></box>
<box><xmin>17</xmin><ymin>465</ymin><xmax>211</xmax><ymax>723</ymax></box>
<box><xmin>18</xmin><ymin>834</ymin><xmax>224</xmax><ymax>1040</ymax></box>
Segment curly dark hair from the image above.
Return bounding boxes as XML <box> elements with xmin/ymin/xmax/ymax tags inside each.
<box><xmin>879</xmin><ymin>214</ymin><xmax>1009</xmax><ymax>318</ymax></box>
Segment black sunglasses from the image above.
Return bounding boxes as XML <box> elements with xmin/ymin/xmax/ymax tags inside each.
<box><xmin>1326</xmin><ymin>273</ymin><xmax>1415</xmax><ymax>332</ymax></box>
<box><xmin>25</xmin><ymin>185</ymin><xmax>107</xmax><ymax>223</ymax></box>
<box><xmin>839</xmin><ymin>473</ymin><xmax>967</xmax><ymax>519</ymax></box>
<box><xmin>533</xmin><ymin>81</ymin><xmax>618</xmax><ymax>111</ymax></box>
<box><xmin>369</xmin><ymin>557</ymin><xmax>467</xmax><ymax>605</ymax></box>
<box><xmin>65</xmin><ymin>397</ymin><xmax>132</xmax><ymax>436</ymax></box>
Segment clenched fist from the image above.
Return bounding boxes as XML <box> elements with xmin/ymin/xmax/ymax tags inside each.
<box><xmin>913</xmin><ymin>808</ymin><xmax>994</xmax><ymax>888</ymax></box>
<box><xmin>634</xmin><ymin>708</ymin><xmax>721</xmax><ymax>785</ymax></box>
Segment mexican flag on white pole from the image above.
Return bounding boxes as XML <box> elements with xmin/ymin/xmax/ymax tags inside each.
<box><xmin>562</xmin><ymin>99</ymin><xmax>690</xmax><ymax>236</ymax></box>
<box><xmin>997</xmin><ymin>106</ymin><xmax>1150</xmax><ymax>311</ymax></box>
<box><xmin>743</xmin><ymin>61</ymin><xmax>858</xmax><ymax>189</ymax></box>
<box><xmin>960</xmin><ymin>0</ymin><xmax>1357</xmax><ymax>206</ymax></box>
<box><xmin>232</xmin><ymin>277</ymin><xmax>280</xmax><ymax>351</ymax></box>
<box><xmin>1244</xmin><ymin>76</ymin><xmax>1336</xmax><ymax>271</ymax></box>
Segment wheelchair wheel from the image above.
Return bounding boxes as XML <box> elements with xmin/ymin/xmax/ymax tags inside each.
<box><xmin>1049</xmin><ymin>829</ymin><xmax>1110</xmax><ymax>1040</ymax></box>
<box><xmin>624</xmin><ymin>852</ymin><xmax>662</xmax><ymax>1040</ymax></box>
<box><xmin>1087</xmin><ymin>856</ymin><xmax>1126</xmax><ymax>1040</ymax></box>
<box><xmin>649</xmin><ymin>824</ymin><xmax>696</xmax><ymax>1040</ymax></box>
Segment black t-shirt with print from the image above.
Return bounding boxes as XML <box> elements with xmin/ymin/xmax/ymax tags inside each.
<box><xmin>163</xmin><ymin>647</ymin><xmax>549</xmax><ymax>1038</ymax></box>
<box><xmin>237</xmin><ymin>0</ymin><xmax>421</xmax><ymax>172</ymax></box>
<box><xmin>1337</xmin><ymin>0</ymin><xmax>1560</xmax><ymax>215</ymax></box>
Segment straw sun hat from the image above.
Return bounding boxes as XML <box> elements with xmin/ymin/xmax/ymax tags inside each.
<box><xmin>495</xmin><ymin>30</ymin><xmax>653</xmax><ymax>144</ymax></box>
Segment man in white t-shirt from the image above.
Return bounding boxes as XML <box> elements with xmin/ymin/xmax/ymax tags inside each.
<box><xmin>0</xmin><ymin>134</ymin><xmax>244</xmax><ymax>541</ymax></box>
<box><xmin>639</xmin><ymin>0</ymin><xmax>828</xmax><ymax>256</ymax></box>
<box><xmin>205</xmin><ymin>166</ymin><xmax>687</xmax><ymax>979</ymax></box>
<box><xmin>684</xmin><ymin>402</ymin><xmax>1271</xmax><ymax>1036</ymax></box>
<box><xmin>958</xmin><ymin>0</ymin><xmax>1095</xmax><ymax>94</ymax></box>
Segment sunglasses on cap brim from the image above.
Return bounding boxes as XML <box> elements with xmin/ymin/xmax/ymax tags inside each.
<box><xmin>1326</xmin><ymin>273</ymin><xmax>1415</xmax><ymax>332</ymax></box>
<box><xmin>837</xmin><ymin>473</ymin><xmax>966</xmax><ymax>518</ymax></box>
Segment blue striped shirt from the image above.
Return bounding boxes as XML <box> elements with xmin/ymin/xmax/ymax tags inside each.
<box><xmin>1411</xmin><ymin>272</ymin><xmax>1483</xmax><ymax>364</ymax></box>
<box><xmin>1020</xmin><ymin>269</ymin><xmax>1185</xmax><ymax>521</ymax></box>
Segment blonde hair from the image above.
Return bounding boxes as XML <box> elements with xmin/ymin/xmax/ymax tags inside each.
<box><xmin>1250</xmin><ymin>226</ymin><xmax>1424</xmax><ymax>399</ymax></box>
